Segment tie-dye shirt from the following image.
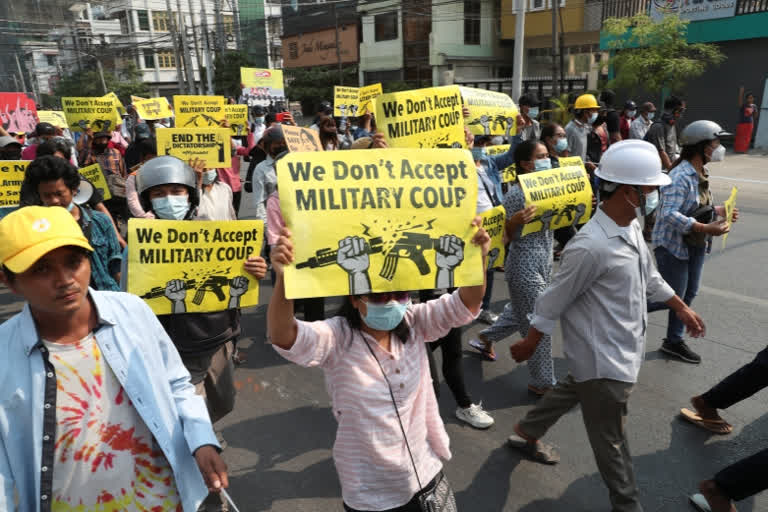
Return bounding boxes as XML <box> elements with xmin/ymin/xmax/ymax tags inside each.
<box><xmin>43</xmin><ymin>333</ymin><xmax>182</xmax><ymax>511</ymax></box>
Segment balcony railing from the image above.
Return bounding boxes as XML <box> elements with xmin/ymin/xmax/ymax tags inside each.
<box><xmin>736</xmin><ymin>0</ymin><xmax>768</xmax><ymax>14</ymax></box>
<box><xmin>601</xmin><ymin>0</ymin><xmax>651</xmax><ymax>21</ymax></box>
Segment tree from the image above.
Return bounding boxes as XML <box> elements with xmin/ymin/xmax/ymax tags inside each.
<box><xmin>54</xmin><ymin>62</ymin><xmax>148</xmax><ymax>104</ymax></box>
<box><xmin>603</xmin><ymin>14</ymin><xmax>725</xmax><ymax>95</ymax></box>
<box><xmin>284</xmin><ymin>66</ymin><xmax>359</xmax><ymax>115</ymax></box>
<box><xmin>213</xmin><ymin>51</ymin><xmax>257</xmax><ymax>99</ymax></box>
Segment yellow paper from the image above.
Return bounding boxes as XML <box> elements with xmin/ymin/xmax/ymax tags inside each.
<box><xmin>240</xmin><ymin>67</ymin><xmax>284</xmax><ymax>97</ymax></box>
<box><xmin>519</xmin><ymin>166</ymin><xmax>593</xmax><ymax>237</ymax></box>
<box><xmin>223</xmin><ymin>105</ymin><xmax>249</xmax><ymax>136</ymax></box>
<box><xmin>480</xmin><ymin>205</ymin><xmax>506</xmax><ymax>269</ymax></box>
<box><xmin>558</xmin><ymin>156</ymin><xmax>586</xmax><ymax>170</ymax></box>
<box><xmin>37</xmin><ymin>110</ymin><xmax>68</xmax><ymax>128</ymax></box>
<box><xmin>103</xmin><ymin>92</ymin><xmax>126</xmax><ymax>114</ymax></box>
<box><xmin>174</xmin><ymin>95</ymin><xmax>226</xmax><ymax>128</ymax></box>
<box><xmin>484</xmin><ymin>145</ymin><xmax>517</xmax><ymax>183</ymax></box>
<box><xmin>156</xmin><ymin>128</ymin><xmax>232</xmax><ymax>169</ymax></box>
<box><xmin>359</xmin><ymin>83</ymin><xmax>383</xmax><ymax>115</ymax></box>
<box><xmin>722</xmin><ymin>186</ymin><xmax>738</xmax><ymax>249</ymax></box>
<box><xmin>276</xmin><ymin>148</ymin><xmax>482</xmax><ymax>299</ymax></box>
<box><xmin>127</xmin><ymin>219</ymin><xmax>263</xmax><ymax>315</ymax></box>
<box><xmin>78</xmin><ymin>163</ymin><xmax>112</xmax><ymax>201</ymax></box>
<box><xmin>62</xmin><ymin>97</ymin><xmax>122</xmax><ymax>132</ymax></box>
<box><xmin>282</xmin><ymin>125</ymin><xmax>322</xmax><ymax>152</ymax></box>
<box><xmin>133</xmin><ymin>97</ymin><xmax>174</xmax><ymax>121</ymax></box>
<box><xmin>333</xmin><ymin>84</ymin><xmax>383</xmax><ymax>116</ymax></box>
<box><xmin>131</xmin><ymin>95</ymin><xmax>148</xmax><ymax>103</ymax></box>
<box><xmin>0</xmin><ymin>161</ymin><xmax>29</xmax><ymax>207</ymax></box>
<box><xmin>460</xmin><ymin>87</ymin><xmax>519</xmax><ymax>136</ymax></box>
<box><xmin>375</xmin><ymin>85</ymin><xmax>465</xmax><ymax>149</ymax></box>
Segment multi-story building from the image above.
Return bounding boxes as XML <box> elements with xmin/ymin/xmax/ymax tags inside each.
<box><xmin>239</xmin><ymin>0</ymin><xmax>282</xmax><ymax>69</ymax></box>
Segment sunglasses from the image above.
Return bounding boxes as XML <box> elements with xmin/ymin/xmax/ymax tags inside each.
<box><xmin>362</xmin><ymin>291</ymin><xmax>411</xmax><ymax>304</ymax></box>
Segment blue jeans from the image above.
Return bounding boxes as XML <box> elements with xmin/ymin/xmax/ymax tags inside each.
<box><xmin>652</xmin><ymin>245</ymin><xmax>706</xmax><ymax>343</ymax></box>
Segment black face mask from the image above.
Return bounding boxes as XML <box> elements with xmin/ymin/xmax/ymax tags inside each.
<box><xmin>93</xmin><ymin>143</ymin><xmax>108</xmax><ymax>152</ymax></box>
<box><xmin>0</xmin><ymin>149</ymin><xmax>22</xmax><ymax>160</ymax></box>
<box><xmin>270</xmin><ymin>145</ymin><xmax>287</xmax><ymax>158</ymax></box>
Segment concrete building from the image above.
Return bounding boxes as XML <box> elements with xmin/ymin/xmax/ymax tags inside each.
<box><xmin>239</xmin><ymin>0</ymin><xmax>282</xmax><ymax>69</ymax></box>
<box><xmin>19</xmin><ymin>41</ymin><xmax>60</xmax><ymax>96</ymax></box>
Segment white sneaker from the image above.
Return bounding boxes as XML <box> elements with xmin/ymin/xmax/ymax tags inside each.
<box><xmin>455</xmin><ymin>403</ymin><xmax>494</xmax><ymax>429</ymax></box>
<box><xmin>477</xmin><ymin>310</ymin><xmax>498</xmax><ymax>324</ymax></box>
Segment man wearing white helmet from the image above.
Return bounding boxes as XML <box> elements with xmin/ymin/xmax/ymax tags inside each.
<box><xmin>506</xmin><ymin>140</ymin><xmax>706</xmax><ymax>512</ymax></box>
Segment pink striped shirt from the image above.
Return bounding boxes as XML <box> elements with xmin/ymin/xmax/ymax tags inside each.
<box><xmin>274</xmin><ymin>290</ymin><xmax>475</xmax><ymax>510</ymax></box>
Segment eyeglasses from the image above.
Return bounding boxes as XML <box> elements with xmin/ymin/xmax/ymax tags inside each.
<box><xmin>362</xmin><ymin>291</ymin><xmax>411</xmax><ymax>304</ymax></box>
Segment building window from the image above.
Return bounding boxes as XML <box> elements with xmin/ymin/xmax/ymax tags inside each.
<box><xmin>46</xmin><ymin>55</ymin><xmax>56</xmax><ymax>66</ymax></box>
<box><xmin>117</xmin><ymin>11</ymin><xmax>131</xmax><ymax>34</ymax></box>
<box><xmin>143</xmin><ymin>50</ymin><xmax>156</xmax><ymax>68</ymax></box>
<box><xmin>374</xmin><ymin>12</ymin><xmax>398</xmax><ymax>42</ymax></box>
<box><xmin>157</xmin><ymin>51</ymin><xmax>174</xmax><ymax>68</ymax></box>
<box><xmin>152</xmin><ymin>11</ymin><xmax>170</xmax><ymax>32</ymax></box>
<box><xmin>530</xmin><ymin>0</ymin><xmax>545</xmax><ymax>10</ymax></box>
<box><xmin>288</xmin><ymin>41</ymin><xmax>299</xmax><ymax>60</ymax></box>
<box><xmin>137</xmin><ymin>10</ymin><xmax>150</xmax><ymax>31</ymax></box>
<box><xmin>464</xmin><ymin>0</ymin><xmax>481</xmax><ymax>45</ymax></box>
<box><xmin>223</xmin><ymin>15</ymin><xmax>234</xmax><ymax>35</ymax></box>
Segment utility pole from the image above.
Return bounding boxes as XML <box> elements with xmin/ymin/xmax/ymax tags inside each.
<box><xmin>95</xmin><ymin>58</ymin><xmax>108</xmax><ymax>94</ymax></box>
<box><xmin>166</xmin><ymin>0</ymin><xmax>186</xmax><ymax>94</ymax></box>
<box><xmin>551</xmin><ymin>0</ymin><xmax>560</xmax><ymax>98</ymax></box>
<box><xmin>189</xmin><ymin>0</ymin><xmax>205</xmax><ymax>94</ymax></box>
<box><xmin>14</xmin><ymin>54</ymin><xmax>28</xmax><ymax>92</ymax></box>
<box><xmin>214</xmin><ymin>0</ymin><xmax>225</xmax><ymax>55</ymax></box>
<box><xmin>12</xmin><ymin>74</ymin><xmax>20</xmax><ymax>92</ymax></box>
<box><xmin>333</xmin><ymin>2</ymin><xmax>343</xmax><ymax>85</ymax></box>
<box><xmin>200</xmin><ymin>0</ymin><xmax>215</xmax><ymax>94</ymax></box>
<box><xmin>512</xmin><ymin>0</ymin><xmax>526</xmax><ymax>100</ymax></box>
<box><xmin>177</xmin><ymin>0</ymin><xmax>196</xmax><ymax>92</ymax></box>
<box><xmin>71</xmin><ymin>25</ymin><xmax>83</xmax><ymax>72</ymax></box>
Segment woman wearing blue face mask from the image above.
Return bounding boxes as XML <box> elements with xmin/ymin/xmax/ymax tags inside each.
<box><xmin>469</xmin><ymin>141</ymin><xmax>557</xmax><ymax>396</ymax></box>
<box><xmin>268</xmin><ymin>220</ymin><xmax>491</xmax><ymax>512</ymax></box>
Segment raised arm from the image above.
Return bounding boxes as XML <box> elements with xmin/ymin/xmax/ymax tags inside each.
<box><xmin>268</xmin><ymin>228</ymin><xmax>299</xmax><ymax>350</ymax></box>
<box><xmin>457</xmin><ymin>216</ymin><xmax>491</xmax><ymax>315</ymax></box>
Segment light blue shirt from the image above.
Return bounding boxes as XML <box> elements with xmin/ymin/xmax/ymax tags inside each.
<box><xmin>0</xmin><ymin>289</ymin><xmax>218</xmax><ymax>512</ymax></box>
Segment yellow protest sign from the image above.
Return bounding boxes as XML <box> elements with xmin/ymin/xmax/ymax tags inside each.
<box><xmin>375</xmin><ymin>85</ymin><xmax>465</xmax><ymax>149</ymax></box>
<box><xmin>460</xmin><ymin>87</ymin><xmax>519</xmax><ymax>137</ymax></box>
<box><xmin>131</xmin><ymin>95</ymin><xmax>148</xmax><ymax>103</ymax></box>
<box><xmin>37</xmin><ymin>110</ymin><xmax>68</xmax><ymax>128</ymax></box>
<box><xmin>558</xmin><ymin>156</ymin><xmax>586</xmax><ymax>170</ymax></box>
<box><xmin>0</xmin><ymin>161</ymin><xmax>29</xmax><ymax>207</ymax></box>
<box><xmin>156</xmin><ymin>128</ymin><xmax>232</xmax><ymax>169</ymax></box>
<box><xmin>127</xmin><ymin>219</ymin><xmax>264</xmax><ymax>315</ymax></box>
<box><xmin>174</xmin><ymin>95</ymin><xmax>226</xmax><ymax>128</ymax></box>
<box><xmin>333</xmin><ymin>84</ymin><xmax>383</xmax><ymax>117</ymax></box>
<box><xmin>224</xmin><ymin>105</ymin><xmax>248</xmax><ymax>136</ymax></box>
<box><xmin>485</xmin><ymin>145</ymin><xmax>517</xmax><ymax>183</ymax></box>
<box><xmin>519</xmin><ymin>166</ymin><xmax>593</xmax><ymax>237</ymax></box>
<box><xmin>722</xmin><ymin>186</ymin><xmax>738</xmax><ymax>249</ymax></box>
<box><xmin>240</xmin><ymin>68</ymin><xmax>285</xmax><ymax>98</ymax></box>
<box><xmin>276</xmin><ymin>148</ymin><xmax>482</xmax><ymax>299</ymax></box>
<box><xmin>133</xmin><ymin>97</ymin><xmax>174</xmax><ymax>121</ymax></box>
<box><xmin>359</xmin><ymin>83</ymin><xmax>383</xmax><ymax>115</ymax></box>
<box><xmin>282</xmin><ymin>125</ymin><xmax>322</xmax><ymax>152</ymax></box>
<box><xmin>62</xmin><ymin>97</ymin><xmax>122</xmax><ymax>132</ymax></box>
<box><xmin>481</xmin><ymin>205</ymin><xmax>506</xmax><ymax>269</ymax></box>
<box><xmin>78</xmin><ymin>163</ymin><xmax>112</xmax><ymax>201</ymax></box>
<box><xmin>103</xmin><ymin>92</ymin><xmax>126</xmax><ymax>114</ymax></box>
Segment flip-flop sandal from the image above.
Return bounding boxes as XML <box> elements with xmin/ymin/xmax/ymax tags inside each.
<box><xmin>469</xmin><ymin>339</ymin><xmax>496</xmax><ymax>361</ymax></box>
<box><xmin>689</xmin><ymin>493</ymin><xmax>712</xmax><ymax>512</ymax></box>
<box><xmin>680</xmin><ymin>408</ymin><xmax>734</xmax><ymax>435</ymax></box>
<box><xmin>507</xmin><ymin>434</ymin><xmax>560</xmax><ymax>464</ymax></box>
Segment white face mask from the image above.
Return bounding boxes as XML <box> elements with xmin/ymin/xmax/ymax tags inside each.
<box><xmin>710</xmin><ymin>144</ymin><xmax>726</xmax><ymax>162</ymax></box>
<box><xmin>589</xmin><ymin>112</ymin><xmax>599</xmax><ymax>124</ymax></box>
<box><xmin>627</xmin><ymin>110</ymin><xmax>637</xmax><ymax>118</ymax></box>
<box><xmin>202</xmin><ymin>169</ymin><xmax>218</xmax><ymax>185</ymax></box>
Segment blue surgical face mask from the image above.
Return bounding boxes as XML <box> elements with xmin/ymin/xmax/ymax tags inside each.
<box><xmin>470</xmin><ymin>147</ymin><xmax>486</xmax><ymax>161</ymax></box>
<box><xmin>202</xmin><ymin>169</ymin><xmax>217</xmax><ymax>185</ymax></box>
<box><xmin>627</xmin><ymin>110</ymin><xmax>637</xmax><ymax>118</ymax></box>
<box><xmin>66</xmin><ymin>201</ymin><xmax>75</xmax><ymax>212</ymax></box>
<box><xmin>254</xmin><ymin>116</ymin><xmax>265</xmax><ymax>125</ymax></box>
<box><xmin>555</xmin><ymin>138</ymin><xmax>568</xmax><ymax>153</ymax></box>
<box><xmin>589</xmin><ymin>112</ymin><xmax>599</xmax><ymax>124</ymax></box>
<box><xmin>534</xmin><ymin>158</ymin><xmax>552</xmax><ymax>171</ymax></box>
<box><xmin>647</xmin><ymin>112</ymin><xmax>655</xmax><ymax>120</ymax></box>
<box><xmin>361</xmin><ymin>300</ymin><xmax>409</xmax><ymax>331</ymax></box>
<box><xmin>528</xmin><ymin>107</ymin><xmax>539</xmax><ymax>118</ymax></box>
<box><xmin>643</xmin><ymin>190</ymin><xmax>659</xmax><ymax>214</ymax></box>
<box><xmin>151</xmin><ymin>195</ymin><xmax>190</xmax><ymax>220</ymax></box>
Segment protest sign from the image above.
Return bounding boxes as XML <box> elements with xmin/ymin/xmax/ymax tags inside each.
<box><xmin>0</xmin><ymin>161</ymin><xmax>29</xmax><ymax>208</ymax></box>
<box><xmin>37</xmin><ymin>110</ymin><xmax>68</xmax><ymax>128</ymax></box>
<box><xmin>276</xmin><ymin>148</ymin><xmax>482</xmax><ymax>299</ymax></box>
<box><xmin>485</xmin><ymin>145</ymin><xmax>517</xmax><ymax>183</ymax></box>
<box><xmin>375</xmin><ymin>85</ymin><xmax>465</xmax><ymax>149</ymax></box>
<box><xmin>359</xmin><ymin>83</ymin><xmax>383</xmax><ymax>115</ymax></box>
<box><xmin>282</xmin><ymin>125</ymin><xmax>322</xmax><ymax>152</ymax></box>
<box><xmin>722</xmin><ymin>186</ymin><xmax>738</xmax><ymax>249</ymax></box>
<box><xmin>156</xmin><ymin>128</ymin><xmax>232</xmax><ymax>168</ymax></box>
<box><xmin>558</xmin><ymin>156</ymin><xmax>586</xmax><ymax>170</ymax></box>
<box><xmin>127</xmin><ymin>219</ymin><xmax>264</xmax><ymax>315</ymax></box>
<box><xmin>174</xmin><ymin>95</ymin><xmax>226</xmax><ymax>128</ymax></box>
<box><xmin>62</xmin><ymin>97</ymin><xmax>121</xmax><ymax>132</ymax></box>
<box><xmin>519</xmin><ymin>166</ymin><xmax>593</xmax><ymax>237</ymax></box>
<box><xmin>0</xmin><ymin>92</ymin><xmax>38</xmax><ymax>134</ymax></box>
<box><xmin>333</xmin><ymin>84</ymin><xmax>383</xmax><ymax>117</ymax></box>
<box><xmin>103</xmin><ymin>92</ymin><xmax>126</xmax><ymax>114</ymax></box>
<box><xmin>78</xmin><ymin>163</ymin><xmax>112</xmax><ymax>201</ymax></box>
<box><xmin>134</xmin><ymin>97</ymin><xmax>174</xmax><ymax>121</ymax></box>
<box><xmin>481</xmin><ymin>205</ymin><xmax>506</xmax><ymax>269</ymax></box>
<box><xmin>460</xmin><ymin>87</ymin><xmax>518</xmax><ymax>137</ymax></box>
<box><xmin>240</xmin><ymin>68</ymin><xmax>285</xmax><ymax>99</ymax></box>
<box><xmin>224</xmin><ymin>105</ymin><xmax>249</xmax><ymax>136</ymax></box>
<box><xmin>131</xmin><ymin>95</ymin><xmax>148</xmax><ymax>103</ymax></box>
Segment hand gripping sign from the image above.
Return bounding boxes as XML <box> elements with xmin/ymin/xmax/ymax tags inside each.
<box><xmin>276</xmin><ymin>148</ymin><xmax>482</xmax><ymax>299</ymax></box>
<box><xmin>518</xmin><ymin>165</ymin><xmax>593</xmax><ymax>237</ymax></box>
<box><xmin>480</xmin><ymin>205</ymin><xmax>506</xmax><ymax>269</ymax></box>
<box><xmin>460</xmin><ymin>87</ymin><xmax>519</xmax><ymax>137</ymax></box>
<box><xmin>62</xmin><ymin>97</ymin><xmax>121</xmax><ymax>132</ymax></box>
<box><xmin>156</xmin><ymin>128</ymin><xmax>232</xmax><ymax>169</ymax></box>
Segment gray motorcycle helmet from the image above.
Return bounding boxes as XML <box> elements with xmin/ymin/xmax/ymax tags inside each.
<box><xmin>679</xmin><ymin>120</ymin><xmax>731</xmax><ymax>146</ymax></box>
<box><xmin>136</xmin><ymin>155</ymin><xmax>199</xmax><ymax>215</ymax></box>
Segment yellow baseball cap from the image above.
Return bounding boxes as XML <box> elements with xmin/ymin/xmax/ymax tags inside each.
<box><xmin>0</xmin><ymin>206</ymin><xmax>93</xmax><ymax>273</ymax></box>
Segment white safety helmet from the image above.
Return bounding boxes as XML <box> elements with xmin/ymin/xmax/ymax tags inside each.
<box><xmin>595</xmin><ymin>140</ymin><xmax>671</xmax><ymax>187</ymax></box>
<box><xmin>679</xmin><ymin>120</ymin><xmax>731</xmax><ymax>146</ymax></box>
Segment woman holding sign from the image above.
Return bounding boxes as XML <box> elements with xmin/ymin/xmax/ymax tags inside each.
<box><xmin>469</xmin><ymin>140</ymin><xmax>557</xmax><ymax>396</ymax></box>
<box><xmin>267</xmin><ymin>220</ymin><xmax>491</xmax><ymax>512</ymax></box>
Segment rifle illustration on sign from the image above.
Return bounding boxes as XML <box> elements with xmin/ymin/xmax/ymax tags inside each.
<box><xmin>140</xmin><ymin>273</ymin><xmax>249</xmax><ymax>314</ymax></box>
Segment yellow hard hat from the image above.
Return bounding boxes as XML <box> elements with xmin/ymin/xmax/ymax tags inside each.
<box><xmin>574</xmin><ymin>94</ymin><xmax>599</xmax><ymax>110</ymax></box>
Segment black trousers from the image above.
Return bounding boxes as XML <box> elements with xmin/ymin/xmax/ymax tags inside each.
<box><xmin>701</xmin><ymin>346</ymin><xmax>768</xmax><ymax>410</ymax></box>
<box><xmin>715</xmin><ymin>448</ymin><xmax>768</xmax><ymax>501</ymax></box>
<box><xmin>232</xmin><ymin>190</ymin><xmax>242</xmax><ymax>217</ymax></box>
<box><xmin>419</xmin><ymin>289</ymin><xmax>472</xmax><ymax>409</ymax></box>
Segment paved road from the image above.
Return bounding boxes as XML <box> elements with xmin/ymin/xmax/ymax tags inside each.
<box><xmin>2</xmin><ymin>153</ymin><xmax>766</xmax><ymax>511</ymax></box>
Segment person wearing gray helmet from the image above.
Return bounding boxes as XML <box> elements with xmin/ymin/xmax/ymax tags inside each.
<box><xmin>650</xmin><ymin>120</ymin><xmax>739</xmax><ymax>364</ymax></box>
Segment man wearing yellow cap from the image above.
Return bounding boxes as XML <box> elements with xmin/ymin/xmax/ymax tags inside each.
<box><xmin>565</xmin><ymin>94</ymin><xmax>601</xmax><ymax>173</ymax></box>
<box><xmin>0</xmin><ymin>206</ymin><xmax>229</xmax><ymax>512</ymax></box>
